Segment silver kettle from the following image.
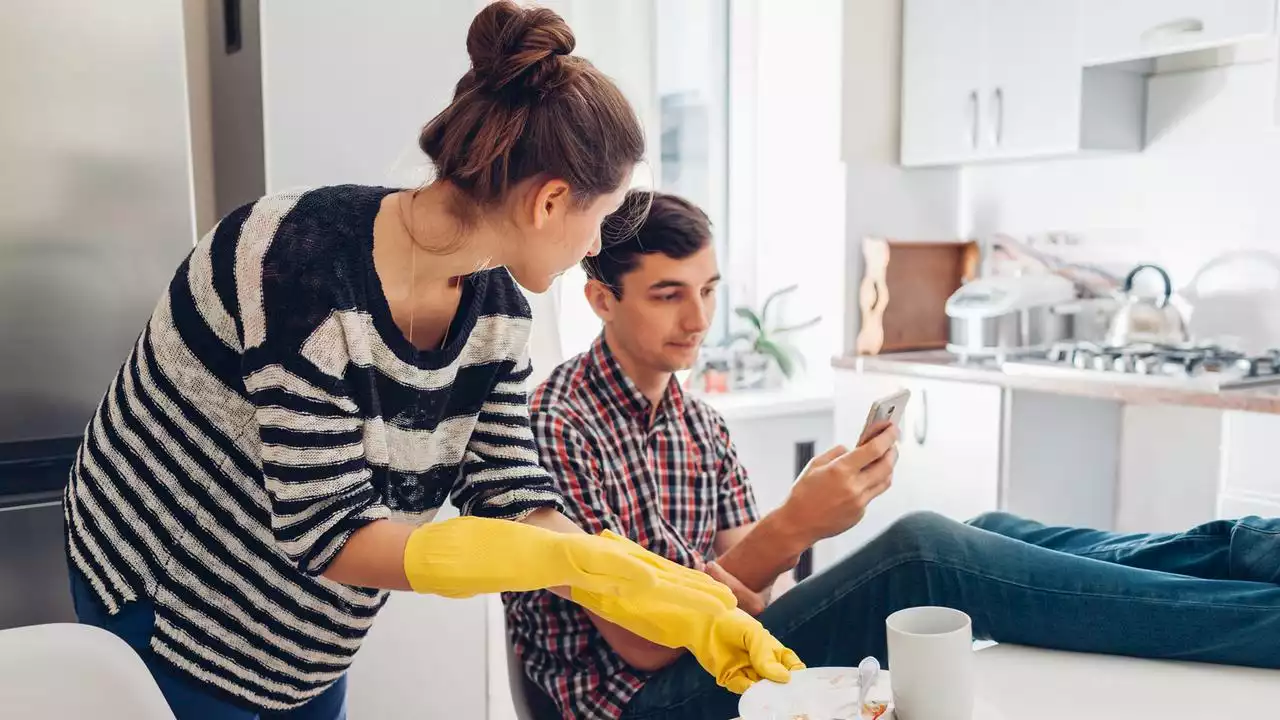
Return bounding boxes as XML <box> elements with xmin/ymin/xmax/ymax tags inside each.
<box><xmin>1106</xmin><ymin>264</ymin><xmax>1188</xmax><ymax>346</ymax></box>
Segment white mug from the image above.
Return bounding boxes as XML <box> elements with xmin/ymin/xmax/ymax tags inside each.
<box><xmin>886</xmin><ymin>606</ymin><xmax>974</xmax><ymax>720</ymax></box>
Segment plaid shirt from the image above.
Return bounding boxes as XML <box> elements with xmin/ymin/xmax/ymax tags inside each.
<box><xmin>504</xmin><ymin>335</ymin><xmax>759</xmax><ymax>720</ymax></box>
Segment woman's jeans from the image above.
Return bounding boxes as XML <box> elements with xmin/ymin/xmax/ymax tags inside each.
<box><xmin>70</xmin><ymin>571</ymin><xmax>347</xmax><ymax>720</ymax></box>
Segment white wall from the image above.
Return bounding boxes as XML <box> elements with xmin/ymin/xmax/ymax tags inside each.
<box><xmin>742</xmin><ymin>0</ymin><xmax>847</xmax><ymax>378</ymax></box>
<box><xmin>723</xmin><ymin>411</ymin><xmax>834</xmax><ymax>514</ymax></box>
<box><xmin>841</xmin><ymin>0</ymin><xmax>962</xmax><ymax>354</ymax></box>
<box><xmin>963</xmin><ymin>48</ymin><xmax>1280</xmax><ymax>352</ymax></box>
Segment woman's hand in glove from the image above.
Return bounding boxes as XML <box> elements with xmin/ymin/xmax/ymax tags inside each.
<box><xmin>571</xmin><ymin>532</ymin><xmax>804</xmax><ymax>693</ymax></box>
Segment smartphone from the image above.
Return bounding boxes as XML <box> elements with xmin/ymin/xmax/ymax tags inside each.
<box><xmin>857</xmin><ymin>388</ymin><xmax>911</xmax><ymax>446</ymax></box>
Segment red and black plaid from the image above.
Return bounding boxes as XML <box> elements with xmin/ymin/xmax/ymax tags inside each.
<box><xmin>504</xmin><ymin>335</ymin><xmax>759</xmax><ymax>720</ymax></box>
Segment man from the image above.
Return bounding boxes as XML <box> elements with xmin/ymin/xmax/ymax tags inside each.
<box><xmin>505</xmin><ymin>191</ymin><xmax>1280</xmax><ymax>720</ymax></box>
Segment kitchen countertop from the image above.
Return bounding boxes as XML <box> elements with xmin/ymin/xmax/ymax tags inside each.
<box><xmin>696</xmin><ymin>384</ymin><xmax>835</xmax><ymax>422</ymax></box>
<box><xmin>832</xmin><ymin>351</ymin><xmax>1280</xmax><ymax>415</ymax></box>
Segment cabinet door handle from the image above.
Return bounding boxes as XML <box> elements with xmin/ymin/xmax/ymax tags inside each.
<box><xmin>913</xmin><ymin>389</ymin><xmax>928</xmax><ymax>445</ymax></box>
<box><xmin>968</xmin><ymin>90</ymin><xmax>979</xmax><ymax>149</ymax></box>
<box><xmin>992</xmin><ymin>87</ymin><xmax>1004</xmax><ymax>146</ymax></box>
<box><xmin>1141</xmin><ymin>17</ymin><xmax>1205</xmax><ymax>43</ymax></box>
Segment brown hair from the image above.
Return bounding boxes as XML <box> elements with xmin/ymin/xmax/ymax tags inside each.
<box><xmin>584</xmin><ymin>190</ymin><xmax>711</xmax><ymax>298</ymax></box>
<box><xmin>419</xmin><ymin>1</ymin><xmax>645</xmax><ymax>217</ymax></box>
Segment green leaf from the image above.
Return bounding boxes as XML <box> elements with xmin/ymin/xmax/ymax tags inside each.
<box><xmin>734</xmin><ymin>306</ymin><xmax>763</xmax><ymax>333</ymax></box>
<box><xmin>780</xmin><ymin>340</ymin><xmax>807</xmax><ymax>371</ymax></box>
<box><xmin>773</xmin><ymin>316</ymin><xmax>822</xmax><ymax>335</ymax></box>
<box><xmin>756</xmin><ymin>337</ymin><xmax>796</xmax><ymax>379</ymax></box>
<box><xmin>761</xmin><ymin>284</ymin><xmax>799</xmax><ymax>327</ymax></box>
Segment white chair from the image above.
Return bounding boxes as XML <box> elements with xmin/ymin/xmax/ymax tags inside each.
<box><xmin>0</xmin><ymin>623</ymin><xmax>174</xmax><ymax>719</ymax></box>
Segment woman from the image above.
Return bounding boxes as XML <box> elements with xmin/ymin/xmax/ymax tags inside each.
<box><xmin>62</xmin><ymin>3</ymin><xmax>797</xmax><ymax>718</ymax></box>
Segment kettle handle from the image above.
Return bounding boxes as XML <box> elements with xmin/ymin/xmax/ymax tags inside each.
<box><xmin>1122</xmin><ymin>264</ymin><xmax>1173</xmax><ymax>308</ymax></box>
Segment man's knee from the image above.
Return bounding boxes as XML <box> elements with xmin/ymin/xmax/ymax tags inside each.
<box><xmin>966</xmin><ymin>510</ymin><xmax>1020</xmax><ymax>532</ymax></box>
<box><xmin>886</xmin><ymin>510</ymin><xmax>958</xmax><ymax>537</ymax></box>
<box><xmin>874</xmin><ymin>510</ymin><xmax>965</xmax><ymax>555</ymax></box>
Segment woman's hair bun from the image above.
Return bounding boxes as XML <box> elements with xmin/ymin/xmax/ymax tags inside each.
<box><xmin>419</xmin><ymin>1</ymin><xmax>644</xmax><ymax>210</ymax></box>
<box><xmin>467</xmin><ymin>1</ymin><xmax>577</xmax><ymax>96</ymax></box>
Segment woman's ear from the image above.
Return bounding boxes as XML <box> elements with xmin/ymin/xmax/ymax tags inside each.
<box><xmin>530</xmin><ymin>179</ymin><xmax>572</xmax><ymax>231</ymax></box>
<box><xmin>584</xmin><ymin>279</ymin><xmax>616</xmax><ymax>321</ymax></box>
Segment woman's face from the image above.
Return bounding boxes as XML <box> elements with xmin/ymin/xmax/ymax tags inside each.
<box><xmin>505</xmin><ymin>181</ymin><xmax>630</xmax><ymax>293</ymax></box>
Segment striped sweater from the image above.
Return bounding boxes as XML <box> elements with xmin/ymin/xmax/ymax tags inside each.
<box><xmin>63</xmin><ymin>184</ymin><xmax>564</xmax><ymax>710</ymax></box>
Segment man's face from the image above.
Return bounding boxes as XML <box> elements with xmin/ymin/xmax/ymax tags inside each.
<box><xmin>606</xmin><ymin>244</ymin><xmax>720</xmax><ymax>373</ymax></box>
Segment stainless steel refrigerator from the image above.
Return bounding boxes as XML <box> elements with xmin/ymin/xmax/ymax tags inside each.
<box><xmin>0</xmin><ymin>0</ymin><xmax>229</xmax><ymax>628</ymax></box>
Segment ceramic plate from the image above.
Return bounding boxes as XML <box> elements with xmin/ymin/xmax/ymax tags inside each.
<box><xmin>738</xmin><ymin>666</ymin><xmax>892</xmax><ymax>720</ymax></box>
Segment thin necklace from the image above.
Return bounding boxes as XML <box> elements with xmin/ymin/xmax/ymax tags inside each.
<box><xmin>399</xmin><ymin>189</ymin><xmax>460</xmax><ymax>351</ymax></box>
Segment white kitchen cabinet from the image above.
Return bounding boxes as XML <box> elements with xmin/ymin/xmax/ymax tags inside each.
<box><xmin>717</xmin><ymin>404</ymin><xmax>836</xmax><ymax>516</ymax></box>
<box><xmin>1221</xmin><ymin>410</ymin><xmax>1280</xmax><ymax>500</ymax></box>
<box><xmin>348</xmin><ymin>503</ymin><xmax>489</xmax><ymax>719</ymax></box>
<box><xmin>900</xmin><ymin>0</ymin><xmax>1144</xmax><ymax>167</ymax></box>
<box><xmin>1219</xmin><ymin>491</ymin><xmax>1280</xmax><ymax>521</ymax></box>
<box><xmin>1113</xmin><ymin>404</ymin><xmax>1221</xmax><ymax>533</ymax></box>
<box><xmin>900</xmin><ymin>0</ymin><xmax>988</xmax><ymax>166</ymax></box>
<box><xmin>348</xmin><ymin>594</ymin><xmax>488</xmax><ymax>719</ymax></box>
<box><xmin>983</xmin><ymin>0</ymin><xmax>1084</xmax><ymax>159</ymax></box>
<box><xmin>1077</xmin><ymin>0</ymin><xmax>1277</xmax><ymax>66</ymax></box>
<box><xmin>814</xmin><ymin>372</ymin><xmax>1002</xmax><ymax>573</ymax></box>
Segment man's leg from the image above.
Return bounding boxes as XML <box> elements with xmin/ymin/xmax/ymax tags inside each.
<box><xmin>622</xmin><ymin>511</ymin><xmax>1280</xmax><ymax>720</ymax></box>
<box><xmin>969</xmin><ymin>511</ymin><xmax>1280</xmax><ymax>584</ymax></box>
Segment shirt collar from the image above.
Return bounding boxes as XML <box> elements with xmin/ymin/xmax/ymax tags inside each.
<box><xmin>587</xmin><ymin>334</ymin><xmax>684</xmax><ymax>424</ymax></box>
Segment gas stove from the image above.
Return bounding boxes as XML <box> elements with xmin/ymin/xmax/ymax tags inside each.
<box><xmin>1001</xmin><ymin>342</ymin><xmax>1280</xmax><ymax>391</ymax></box>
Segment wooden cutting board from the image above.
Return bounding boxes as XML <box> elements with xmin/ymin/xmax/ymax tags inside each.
<box><xmin>856</xmin><ymin>238</ymin><xmax>980</xmax><ymax>355</ymax></box>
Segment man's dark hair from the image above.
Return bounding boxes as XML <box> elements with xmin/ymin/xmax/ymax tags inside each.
<box><xmin>583</xmin><ymin>190</ymin><xmax>712</xmax><ymax>297</ymax></box>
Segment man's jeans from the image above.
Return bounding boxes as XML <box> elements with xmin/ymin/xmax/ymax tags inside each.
<box><xmin>622</xmin><ymin>511</ymin><xmax>1280</xmax><ymax>720</ymax></box>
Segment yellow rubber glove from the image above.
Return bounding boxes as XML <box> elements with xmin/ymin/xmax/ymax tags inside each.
<box><xmin>402</xmin><ymin>516</ymin><xmax>734</xmax><ymax>605</ymax></box>
<box><xmin>572</xmin><ymin>533</ymin><xmax>805</xmax><ymax>693</ymax></box>
<box><xmin>573</xmin><ymin>587</ymin><xmax>803</xmax><ymax>693</ymax></box>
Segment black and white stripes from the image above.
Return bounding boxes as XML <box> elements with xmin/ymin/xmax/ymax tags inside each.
<box><xmin>63</xmin><ymin>185</ymin><xmax>563</xmax><ymax>710</ymax></box>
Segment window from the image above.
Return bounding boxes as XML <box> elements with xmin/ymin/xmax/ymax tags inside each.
<box><xmin>549</xmin><ymin>0</ymin><xmax>732</xmax><ymax>361</ymax></box>
<box><xmin>655</xmin><ymin>0</ymin><xmax>730</xmax><ymax>343</ymax></box>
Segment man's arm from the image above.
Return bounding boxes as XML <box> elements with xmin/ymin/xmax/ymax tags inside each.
<box><xmin>714</xmin><ymin>425</ymin><xmax>901</xmax><ymax>594</ymax></box>
<box><xmin>533</xmin><ymin>412</ymin><xmax>686</xmax><ymax>672</ymax></box>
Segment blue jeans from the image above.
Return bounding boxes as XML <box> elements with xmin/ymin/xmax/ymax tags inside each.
<box><xmin>622</xmin><ymin>511</ymin><xmax>1280</xmax><ymax>720</ymax></box>
<box><xmin>69</xmin><ymin>571</ymin><xmax>347</xmax><ymax>720</ymax></box>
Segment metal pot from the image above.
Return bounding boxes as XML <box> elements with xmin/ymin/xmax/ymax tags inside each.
<box><xmin>948</xmin><ymin>304</ymin><xmax>1075</xmax><ymax>357</ymax></box>
<box><xmin>1106</xmin><ymin>264</ymin><xmax>1188</xmax><ymax>346</ymax></box>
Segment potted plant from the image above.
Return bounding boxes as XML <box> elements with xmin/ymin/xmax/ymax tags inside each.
<box><xmin>725</xmin><ymin>284</ymin><xmax>821</xmax><ymax>389</ymax></box>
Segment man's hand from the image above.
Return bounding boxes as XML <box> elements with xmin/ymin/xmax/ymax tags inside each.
<box><xmin>706</xmin><ymin>561</ymin><xmax>767</xmax><ymax>616</ymax></box>
<box><xmin>779</xmin><ymin>425</ymin><xmax>900</xmax><ymax>546</ymax></box>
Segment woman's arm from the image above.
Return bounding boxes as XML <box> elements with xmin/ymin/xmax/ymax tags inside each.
<box><xmin>321</xmin><ymin>509</ymin><xmax>582</xmax><ymax>592</ymax></box>
<box><xmin>522</xmin><ymin>508</ymin><xmax>686</xmax><ymax>672</ymax></box>
<box><xmin>322</xmin><ymin>520</ymin><xmax>416</xmax><ymax>591</ymax></box>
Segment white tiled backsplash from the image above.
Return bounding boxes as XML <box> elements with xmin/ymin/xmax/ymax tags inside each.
<box><xmin>963</xmin><ymin>54</ymin><xmax>1280</xmax><ymax>352</ymax></box>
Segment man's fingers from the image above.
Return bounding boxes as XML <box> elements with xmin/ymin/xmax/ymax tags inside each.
<box><xmin>858</xmin><ymin>453</ymin><xmax>896</xmax><ymax>500</ymax></box>
<box><xmin>811</xmin><ymin>443</ymin><xmax>848</xmax><ymax>467</ymax></box>
<box><xmin>860</xmin><ymin>473</ymin><xmax>893</xmax><ymax>507</ymax></box>
<box><xmin>836</xmin><ymin>425</ymin><xmax>899</xmax><ymax>471</ymax></box>
<box><xmin>706</xmin><ymin>562</ymin><xmax>765</xmax><ymax>616</ymax></box>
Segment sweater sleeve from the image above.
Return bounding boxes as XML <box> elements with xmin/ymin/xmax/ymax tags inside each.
<box><xmin>243</xmin><ymin>350</ymin><xmax>390</xmax><ymax>576</ymax></box>
<box><xmin>451</xmin><ymin>351</ymin><xmax>565</xmax><ymax>520</ymax></box>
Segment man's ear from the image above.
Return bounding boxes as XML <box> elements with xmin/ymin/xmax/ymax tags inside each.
<box><xmin>584</xmin><ymin>279</ymin><xmax>617</xmax><ymax>322</ymax></box>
